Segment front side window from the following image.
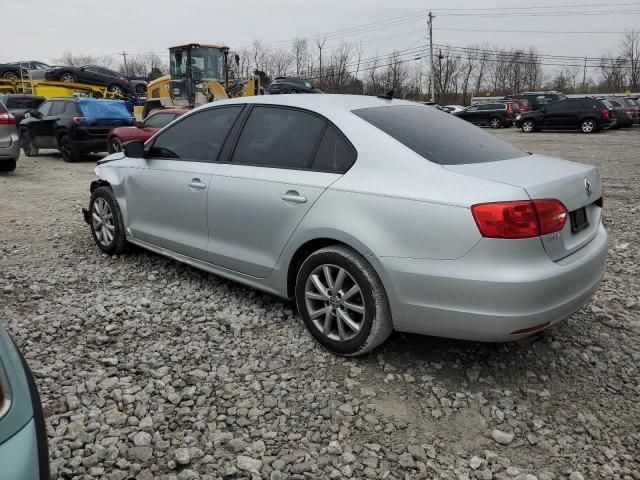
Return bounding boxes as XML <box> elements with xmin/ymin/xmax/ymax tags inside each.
<box><xmin>352</xmin><ymin>105</ymin><xmax>525</xmax><ymax>165</ymax></box>
<box><xmin>149</xmin><ymin>106</ymin><xmax>242</xmax><ymax>161</ymax></box>
<box><xmin>231</xmin><ymin>106</ymin><xmax>325</xmax><ymax>169</ymax></box>
<box><xmin>465</xmin><ymin>106</ymin><xmax>479</xmax><ymax>112</ymax></box>
<box><xmin>144</xmin><ymin>113</ymin><xmax>177</xmax><ymax>129</ymax></box>
<box><xmin>84</xmin><ymin>66</ymin><xmax>99</xmax><ymax>73</ymax></box>
<box><xmin>37</xmin><ymin>101</ymin><xmax>53</xmax><ymax>116</ymax></box>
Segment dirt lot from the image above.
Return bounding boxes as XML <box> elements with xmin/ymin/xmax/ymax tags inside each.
<box><xmin>1</xmin><ymin>127</ymin><xmax>639</xmax><ymax>480</ymax></box>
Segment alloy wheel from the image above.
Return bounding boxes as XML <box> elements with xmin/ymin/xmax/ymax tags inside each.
<box><xmin>61</xmin><ymin>73</ymin><xmax>75</xmax><ymax>82</ymax></box>
<box><xmin>490</xmin><ymin>118</ymin><xmax>501</xmax><ymax>128</ymax></box>
<box><xmin>92</xmin><ymin>198</ymin><xmax>115</xmax><ymax>247</ymax></box>
<box><xmin>109</xmin><ymin>138</ymin><xmax>122</xmax><ymax>154</ymax></box>
<box><xmin>109</xmin><ymin>85</ymin><xmax>123</xmax><ymax>96</ymax></box>
<box><xmin>582</xmin><ymin>120</ymin><xmax>595</xmax><ymax>133</ymax></box>
<box><xmin>522</xmin><ymin>120</ymin><xmax>534</xmax><ymax>133</ymax></box>
<box><xmin>304</xmin><ymin>264</ymin><xmax>366</xmax><ymax>342</ymax></box>
<box><xmin>3</xmin><ymin>72</ymin><xmax>18</xmax><ymax>80</ymax></box>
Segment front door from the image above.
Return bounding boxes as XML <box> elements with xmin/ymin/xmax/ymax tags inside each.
<box><xmin>124</xmin><ymin>105</ymin><xmax>243</xmax><ymax>259</ymax></box>
<box><xmin>31</xmin><ymin>100</ymin><xmax>57</xmax><ymax>148</ymax></box>
<box><xmin>206</xmin><ymin>105</ymin><xmax>346</xmax><ymax>277</ymax></box>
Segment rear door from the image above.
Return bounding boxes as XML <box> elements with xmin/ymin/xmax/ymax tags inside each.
<box><xmin>206</xmin><ymin>105</ymin><xmax>348</xmax><ymax>277</ymax></box>
<box><xmin>125</xmin><ymin>105</ymin><xmax>242</xmax><ymax>259</ymax></box>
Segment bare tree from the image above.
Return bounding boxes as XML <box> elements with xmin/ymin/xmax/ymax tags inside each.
<box><xmin>56</xmin><ymin>52</ymin><xmax>115</xmax><ymax>69</ymax></box>
<box><xmin>620</xmin><ymin>29</ymin><xmax>640</xmax><ymax>91</ymax></box>
<box><xmin>291</xmin><ymin>38</ymin><xmax>309</xmax><ymax>76</ymax></box>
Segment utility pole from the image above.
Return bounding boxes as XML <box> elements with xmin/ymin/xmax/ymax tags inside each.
<box><xmin>428</xmin><ymin>11</ymin><xmax>435</xmax><ymax>102</ymax></box>
<box><xmin>121</xmin><ymin>51</ymin><xmax>129</xmax><ymax>77</ymax></box>
<box><xmin>582</xmin><ymin>55</ymin><xmax>587</xmax><ymax>93</ymax></box>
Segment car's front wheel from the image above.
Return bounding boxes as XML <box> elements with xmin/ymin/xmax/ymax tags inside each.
<box><xmin>521</xmin><ymin>119</ymin><xmax>536</xmax><ymax>133</ymax></box>
<box><xmin>581</xmin><ymin>118</ymin><xmax>597</xmax><ymax>134</ymax></box>
<box><xmin>21</xmin><ymin>130</ymin><xmax>39</xmax><ymax>156</ymax></box>
<box><xmin>89</xmin><ymin>186</ymin><xmax>128</xmax><ymax>255</ymax></box>
<box><xmin>108</xmin><ymin>137</ymin><xmax>122</xmax><ymax>154</ymax></box>
<box><xmin>295</xmin><ymin>245</ymin><xmax>393</xmax><ymax>356</ymax></box>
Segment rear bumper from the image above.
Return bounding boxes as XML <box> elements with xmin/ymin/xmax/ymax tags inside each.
<box><xmin>0</xmin><ymin>141</ymin><xmax>20</xmax><ymax>160</ymax></box>
<box><xmin>382</xmin><ymin>223</ymin><xmax>608</xmax><ymax>342</ymax></box>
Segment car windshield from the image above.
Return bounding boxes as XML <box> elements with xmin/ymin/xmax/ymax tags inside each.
<box><xmin>352</xmin><ymin>105</ymin><xmax>526</xmax><ymax>165</ymax></box>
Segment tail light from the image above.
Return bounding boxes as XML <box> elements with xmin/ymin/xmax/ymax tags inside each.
<box><xmin>625</xmin><ymin>108</ymin><xmax>634</xmax><ymax>114</ymax></box>
<box><xmin>506</xmin><ymin>103</ymin><xmax>513</xmax><ymax>115</ymax></box>
<box><xmin>72</xmin><ymin>116</ymin><xmax>86</xmax><ymax>125</ymax></box>
<box><xmin>601</xmin><ymin>108</ymin><xmax>609</xmax><ymax>119</ymax></box>
<box><xmin>0</xmin><ymin>112</ymin><xmax>16</xmax><ymax>125</ymax></box>
<box><xmin>471</xmin><ymin>199</ymin><xmax>568</xmax><ymax>239</ymax></box>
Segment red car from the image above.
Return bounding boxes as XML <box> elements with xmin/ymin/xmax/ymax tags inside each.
<box><xmin>107</xmin><ymin>109</ymin><xmax>188</xmax><ymax>153</ymax></box>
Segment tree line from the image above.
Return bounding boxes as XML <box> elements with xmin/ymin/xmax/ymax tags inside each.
<box><xmin>56</xmin><ymin>29</ymin><xmax>640</xmax><ymax>105</ymax></box>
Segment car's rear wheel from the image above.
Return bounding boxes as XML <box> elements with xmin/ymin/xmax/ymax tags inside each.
<box><xmin>108</xmin><ymin>137</ymin><xmax>123</xmax><ymax>154</ymax></box>
<box><xmin>21</xmin><ymin>130</ymin><xmax>39</xmax><ymax>156</ymax></box>
<box><xmin>135</xmin><ymin>84</ymin><xmax>147</xmax><ymax>94</ymax></box>
<box><xmin>489</xmin><ymin>117</ymin><xmax>502</xmax><ymax>129</ymax></box>
<box><xmin>581</xmin><ymin>118</ymin><xmax>596</xmax><ymax>134</ymax></box>
<box><xmin>60</xmin><ymin>72</ymin><xmax>76</xmax><ymax>83</ymax></box>
<box><xmin>3</xmin><ymin>71</ymin><xmax>19</xmax><ymax>80</ymax></box>
<box><xmin>108</xmin><ymin>84</ymin><xmax>123</xmax><ymax>96</ymax></box>
<box><xmin>59</xmin><ymin>135</ymin><xmax>80</xmax><ymax>162</ymax></box>
<box><xmin>521</xmin><ymin>119</ymin><xmax>535</xmax><ymax>133</ymax></box>
<box><xmin>295</xmin><ymin>245</ymin><xmax>392</xmax><ymax>356</ymax></box>
<box><xmin>0</xmin><ymin>159</ymin><xmax>16</xmax><ymax>172</ymax></box>
<box><xmin>290</xmin><ymin>88</ymin><xmax>298</xmax><ymax>94</ymax></box>
<box><xmin>89</xmin><ymin>186</ymin><xmax>128</xmax><ymax>255</ymax></box>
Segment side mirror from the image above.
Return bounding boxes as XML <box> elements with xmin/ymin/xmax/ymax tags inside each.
<box><xmin>123</xmin><ymin>140</ymin><xmax>145</xmax><ymax>158</ymax></box>
<box><xmin>135</xmin><ymin>120</ymin><xmax>144</xmax><ymax>128</ymax></box>
<box><xmin>28</xmin><ymin>109</ymin><xmax>42</xmax><ymax>119</ymax></box>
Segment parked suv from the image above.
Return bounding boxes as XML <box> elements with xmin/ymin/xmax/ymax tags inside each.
<box><xmin>0</xmin><ymin>101</ymin><xmax>20</xmax><ymax>172</ymax></box>
<box><xmin>515</xmin><ymin>98</ymin><xmax>614</xmax><ymax>133</ymax></box>
<box><xmin>453</xmin><ymin>102</ymin><xmax>514</xmax><ymax>128</ymax></box>
<box><xmin>505</xmin><ymin>91</ymin><xmax>566</xmax><ymax>110</ymax></box>
<box><xmin>20</xmin><ymin>97</ymin><xmax>133</xmax><ymax>162</ymax></box>
<box><xmin>603</xmin><ymin>98</ymin><xmax>634</xmax><ymax>128</ymax></box>
<box><xmin>267</xmin><ymin>77</ymin><xmax>322</xmax><ymax>94</ymax></box>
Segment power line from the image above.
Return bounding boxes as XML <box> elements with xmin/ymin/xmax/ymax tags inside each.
<box><xmin>434</xmin><ymin>28</ymin><xmax>626</xmax><ymax>35</ymax></box>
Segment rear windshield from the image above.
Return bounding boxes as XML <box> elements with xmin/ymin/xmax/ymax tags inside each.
<box><xmin>352</xmin><ymin>105</ymin><xmax>526</xmax><ymax>165</ymax></box>
<box><xmin>5</xmin><ymin>97</ymin><xmax>44</xmax><ymax>109</ymax></box>
<box><xmin>78</xmin><ymin>99</ymin><xmax>132</xmax><ymax>123</ymax></box>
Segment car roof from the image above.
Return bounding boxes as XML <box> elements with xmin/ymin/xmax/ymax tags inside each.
<box><xmin>1</xmin><ymin>94</ymin><xmax>45</xmax><ymax>99</ymax></box>
<box><xmin>196</xmin><ymin>94</ymin><xmax>419</xmax><ymax>116</ymax></box>
<box><xmin>152</xmin><ymin>108</ymin><xmax>190</xmax><ymax>114</ymax></box>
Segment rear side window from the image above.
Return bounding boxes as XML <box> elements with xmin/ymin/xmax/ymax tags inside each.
<box><xmin>352</xmin><ymin>105</ymin><xmax>525</xmax><ymax>165</ymax></box>
<box><xmin>150</xmin><ymin>106</ymin><xmax>242</xmax><ymax>161</ymax></box>
<box><xmin>312</xmin><ymin>125</ymin><xmax>357</xmax><ymax>173</ymax></box>
<box><xmin>64</xmin><ymin>102</ymin><xmax>81</xmax><ymax>115</ymax></box>
<box><xmin>50</xmin><ymin>101</ymin><xmax>66</xmax><ymax>116</ymax></box>
<box><xmin>232</xmin><ymin>106</ymin><xmax>325</xmax><ymax>169</ymax></box>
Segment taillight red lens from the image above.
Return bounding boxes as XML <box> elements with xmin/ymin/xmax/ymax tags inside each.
<box><xmin>471</xmin><ymin>199</ymin><xmax>567</xmax><ymax>239</ymax></box>
<box><xmin>533</xmin><ymin>199</ymin><xmax>568</xmax><ymax>235</ymax></box>
<box><xmin>601</xmin><ymin>108</ymin><xmax>609</xmax><ymax>119</ymax></box>
<box><xmin>72</xmin><ymin>116</ymin><xmax>86</xmax><ymax>125</ymax></box>
<box><xmin>0</xmin><ymin>112</ymin><xmax>16</xmax><ymax>125</ymax></box>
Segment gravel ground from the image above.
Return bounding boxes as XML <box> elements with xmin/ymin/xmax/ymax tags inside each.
<box><xmin>1</xmin><ymin>127</ymin><xmax>639</xmax><ymax>480</ymax></box>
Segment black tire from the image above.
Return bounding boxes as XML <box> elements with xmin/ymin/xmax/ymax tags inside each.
<box><xmin>521</xmin><ymin>119</ymin><xmax>536</xmax><ymax>133</ymax></box>
<box><xmin>89</xmin><ymin>186</ymin><xmax>129</xmax><ymax>255</ymax></box>
<box><xmin>135</xmin><ymin>83</ymin><xmax>147</xmax><ymax>95</ymax></box>
<box><xmin>0</xmin><ymin>159</ymin><xmax>16</xmax><ymax>172</ymax></box>
<box><xmin>2</xmin><ymin>70</ymin><xmax>19</xmax><ymax>80</ymax></box>
<box><xmin>60</xmin><ymin>72</ymin><xmax>76</xmax><ymax>83</ymax></box>
<box><xmin>21</xmin><ymin>129</ymin><xmax>39</xmax><ymax>156</ymax></box>
<box><xmin>59</xmin><ymin>135</ymin><xmax>80</xmax><ymax>162</ymax></box>
<box><xmin>295</xmin><ymin>245</ymin><xmax>393</xmax><ymax>356</ymax></box>
<box><xmin>290</xmin><ymin>88</ymin><xmax>298</xmax><ymax>94</ymax></box>
<box><xmin>581</xmin><ymin>118</ymin><xmax>597</xmax><ymax>134</ymax></box>
<box><xmin>489</xmin><ymin>116</ymin><xmax>502</xmax><ymax>129</ymax></box>
<box><xmin>108</xmin><ymin>137</ymin><xmax>122</xmax><ymax>154</ymax></box>
<box><xmin>108</xmin><ymin>84</ymin><xmax>123</xmax><ymax>96</ymax></box>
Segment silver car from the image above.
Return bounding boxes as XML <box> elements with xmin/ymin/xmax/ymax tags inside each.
<box><xmin>83</xmin><ymin>95</ymin><xmax>608</xmax><ymax>355</ymax></box>
<box><xmin>0</xmin><ymin>99</ymin><xmax>20</xmax><ymax>172</ymax></box>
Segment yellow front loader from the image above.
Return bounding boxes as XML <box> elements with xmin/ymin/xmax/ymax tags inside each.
<box><xmin>143</xmin><ymin>43</ymin><xmax>260</xmax><ymax>117</ymax></box>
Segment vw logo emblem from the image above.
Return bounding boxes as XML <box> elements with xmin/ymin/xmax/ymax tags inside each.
<box><xmin>584</xmin><ymin>178</ymin><xmax>593</xmax><ymax>198</ymax></box>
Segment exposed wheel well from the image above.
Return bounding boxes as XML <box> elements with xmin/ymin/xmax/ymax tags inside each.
<box><xmin>286</xmin><ymin>238</ymin><xmax>348</xmax><ymax>298</ymax></box>
<box><xmin>90</xmin><ymin>179</ymin><xmax>111</xmax><ymax>194</ymax></box>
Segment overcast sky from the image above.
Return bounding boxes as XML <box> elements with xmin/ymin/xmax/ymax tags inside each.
<box><xmin>4</xmin><ymin>0</ymin><xmax>639</xmax><ymax>71</ymax></box>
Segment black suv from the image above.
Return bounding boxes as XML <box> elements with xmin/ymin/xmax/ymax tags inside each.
<box><xmin>267</xmin><ymin>77</ymin><xmax>322</xmax><ymax>94</ymax></box>
<box><xmin>504</xmin><ymin>91</ymin><xmax>566</xmax><ymax>111</ymax></box>
<box><xmin>515</xmin><ymin>98</ymin><xmax>615</xmax><ymax>134</ymax></box>
<box><xmin>19</xmin><ymin>97</ymin><xmax>133</xmax><ymax>162</ymax></box>
<box><xmin>453</xmin><ymin>102</ymin><xmax>514</xmax><ymax>128</ymax></box>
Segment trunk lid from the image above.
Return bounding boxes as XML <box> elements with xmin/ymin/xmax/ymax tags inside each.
<box><xmin>445</xmin><ymin>154</ymin><xmax>602</xmax><ymax>261</ymax></box>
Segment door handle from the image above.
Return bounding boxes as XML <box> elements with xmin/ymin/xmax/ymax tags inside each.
<box><xmin>188</xmin><ymin>178</ymin><xmax>207</xmax><ymax>190</ymax></box>
<box><xmin>281</xmin><ymin>191</ymin><xmax>307</xmax><ymax>204</ymax></box>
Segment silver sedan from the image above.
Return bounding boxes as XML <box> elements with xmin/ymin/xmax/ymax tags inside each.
<box><xmin>84</xmin><ymin>94</ymin><xmax>608</xmax><ymax>355</ymax></box>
